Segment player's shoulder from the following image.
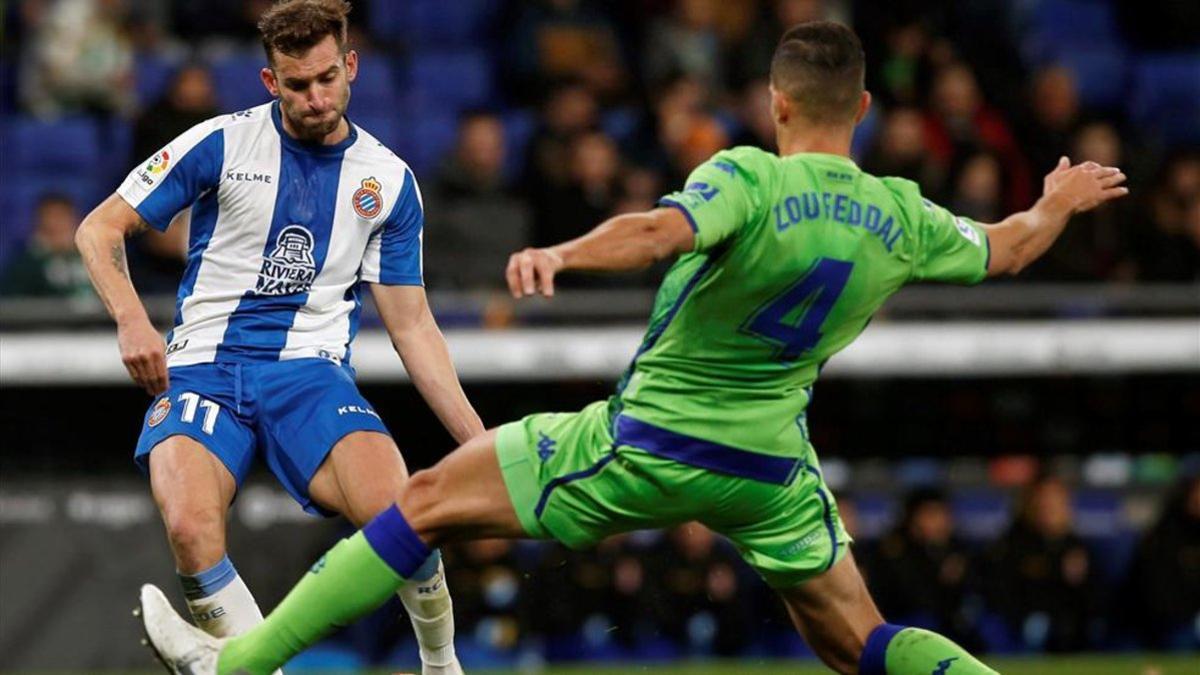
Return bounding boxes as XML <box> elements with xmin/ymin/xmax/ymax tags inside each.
<box><xmin>348</xmin><ymin>122</ymin><xmax>414</xmax><ymax>176</ymax></box>
<box><xmin>709</xmin><ymin>145</ymin><xmax>778</xmax><ymax>172</ymax></box>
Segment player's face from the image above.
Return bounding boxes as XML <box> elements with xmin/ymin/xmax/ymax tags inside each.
<box><xmin>262</xmin><ymin>34</ymin><xmax>357</xmax><ymax>142</ymax></box>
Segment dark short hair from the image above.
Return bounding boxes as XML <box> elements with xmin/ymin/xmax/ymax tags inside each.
<box><xmin>258</xmin><ymin>0</ymin><xmax>351</xmax><ymax>64</ymax></box>
<box><xmin>770</xmin><ymin>21</ymin><xmax>866</xmax><ymax>124</ymax></box>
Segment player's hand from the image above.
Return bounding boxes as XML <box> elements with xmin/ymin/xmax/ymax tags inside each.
<box><xmin>117</xmin><ymin>319</ymin><xmax>169</xmax><ymax>396</ymax></box>
<box><xmin>506</xmin><ymin>247</ymin><xmax>564</xmax><ymax>299</ymax></box>
<box><xmin>1043</xmin><ymin>157</ymin><xmax>1128</xmax><ymax>214</ymax></box>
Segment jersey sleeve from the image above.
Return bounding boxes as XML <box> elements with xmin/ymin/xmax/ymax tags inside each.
<box><xmin>656</xmin><ymin>150</ymin><xmax>763</xmax><ymax>252</ymax></box>
<box><xmin>362</xmin><ymin>168</ymin><xmax>424</xmax><ymax>286</ymax></box>
<box><xmin>911</xmin><ymin>196</ymin><xmax>991</xmax><ymax>284</ymax></box>
<box><xmin>116</xmin><ymin>120</ymin><xmax>224</xmax><ymax>231</ymax></box>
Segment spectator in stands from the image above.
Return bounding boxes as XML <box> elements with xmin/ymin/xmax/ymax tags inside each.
<box><xmin>532</xmin><ymin>130</ymin><xmax>620</xmax><ymax>249</ymax></box>
<box><xmin>425</xmin><ymin>111</ymin><xmax>531</xmax><ymax>291</ymax></box>
<box><xmin>131</xmin><ymin>63</ymin><xmax>218</xmax><ymax>165</ymax></box>
<box><xmin>626</xmin><ymin>75</ymin><xmax>727</xmax><ymax>188</ymax></box>
<box><xmin>442</xmin><ymin>540</ymin><xmax>523</xmax><ymax>652</ymax></box>
<box><xmin>1029</xmin><ymin>121</ymin><xmax>1137</xmax><ymax>281</ymax></box>
<box><xmin>1019</xmin><ymin>66</ymin><xmax>1082</xmax><ymax>186</ymax></box>
<box><xmin>19</xmin><ymin>0</ymin><xmax>135</xmax><ymax>118</ymax></box>
<box><xmin>655</xmin><ymin>523</ymin><xmax>749</xmax><ymax>656</ymax></box>
<box><xmin>949</xmin><ymin>152</ymin><xmax>1005</xmax><ymax>223</ymax></box>
<box><xmin>730</xmin><ymin>78</ymin><xmax>777</xmax><ymax>152</ymax></box>
<box><xmin>522</xmin><ymin>79</ymin><xmax>599</xmax><ymax>202</ymax></box>
<box><xmin>0</xmin><ymin>192</ymin><xmax>94</xmax><ymax>301</ymax></box>
<box><xmin>985</xmin><ymin>475</ymin><xmax>1096</xmax><ymax>652</ymax></box>
<box><xmin>642</xmin><ymin>0</ymin><xmax>725</xmax><ymax>94</ymax></box>
<box><xmin>863</xmin><ymin>106</ymin><xmax>945</xmax><ymax>196</ymax></box>
<box><xmin>923</xmin><ymin>62</ymin><xmax>1032</xmax><ymax>211</ymax></box>
<box><xmin>507</xmin><ymin>0</ymin><xmax>627</xmax><ymax>104</ymax></box>
<box><xmin>1133</xmin><ymin>151</ymin><xmax>1200</xmax><ymax>281</ymax></box>
<box><xmin>731</xmin><ymin>0</ymin><xmax>833</xmax><ymax>87</ymax></box>
<box><xmin>868</xmin><ymin>488</ymin><xmax>980</xmax><ymax>650</ymax></box>
<box><xmin>1121</xmin><ymin>475</ymin><xmax>1200</xmax><ymax>650</ymax></box>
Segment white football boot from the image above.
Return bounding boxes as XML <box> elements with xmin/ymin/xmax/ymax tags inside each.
<box><xmin>138</xmin><ymin>584</ymin><xmax>222</xmax><ymax>674</ymax></box>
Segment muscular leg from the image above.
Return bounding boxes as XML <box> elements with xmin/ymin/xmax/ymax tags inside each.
<box><xmin>778</xmin><ymin>551</ymin><xmax>997</xmax><ymax>675</ymax></box>
<box><xmin>306</xmin><ymin>431</ymin><xmax>409</xmax><ymax>527</ymax></box>
<box><xmin>217</xmin><ymin>430</ymin><xmax>526</xmax><ymax>675</ymax></box>
<box><xmin>149</xmin><ymin>436</ymin><xmax>267</xmax><ymax>639</ymax></box>
<box><xmin>776</xmin><ymin>552</ymin><xmax>882</xmax><ymax>674</ymax></box>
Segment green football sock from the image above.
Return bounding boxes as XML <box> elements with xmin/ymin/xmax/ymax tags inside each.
<box><xmin>862</xmin><ymin>623</ymin><xmax>998</xmax><ymax>675</ymax></box>
<box><xmin>217</xmin><ymin>533</ymin><xmax>402</xmax><ymax>675</ymax></box>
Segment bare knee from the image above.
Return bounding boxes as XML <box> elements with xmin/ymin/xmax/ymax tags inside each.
<box><xmin>158</xmin><ymin>499</ymin><xmax>226</xmax><ymax>572</ymax></box>
<box><xmin>397</xmin><ymin>467</ymin><xmax>446</xmax><ymax>545</ymax></box>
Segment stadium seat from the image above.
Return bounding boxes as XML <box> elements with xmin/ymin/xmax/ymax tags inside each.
<box><xmin>1053</xmin><ymin>46</ymin><xmax>1129</xmax><ymax>110</ymax></box>
<box><xmin>501</xmin><ymin>108</ymin><xmax>536</xmax><ymax>179</ymax></box>
<box><xmin>210</xmin><ymin>52</ymin><xmax>274</xmax><ymax>113</ymax></box>
<box><xmin>0</xmin><ymin>175</ymin><xmax>98</xmax><ymax>265</ymax></box>
<box><xmin>1129</xmin><ymin>54</ymin><xmax>1200</xmax><ymax>143</ymax></box>
<box><xmin>348</xmin><ymin>56</ymin><xmax>400</xmax><ymax>118</ymax></box>
<box><xmin>369</xmin><ymin>0</ymin><xmax>497</xmax><ymax>47</ymax></box>
<box><xmin>134</xmin><ymin>53</ymin><xmax>183</xmax><ymax>109</ymax></box>
<box><xmin>393</xmin><ymin>112</ymin><xmax>458</xmax><ymax>175</ymax></box>
<box><xmin>406</xmin><ymin>50</ymin><xmax>495</xmax><ymax>113</ymax></box>
<box><xmin>1022</xmin><ymin>0</ymin><xmax>1120</xmax><ymax>63</ymax></box>
<box><xmin>4</xmin><ymin>116</ymin><xmax>100</xmax><ymax>174</ymax></box>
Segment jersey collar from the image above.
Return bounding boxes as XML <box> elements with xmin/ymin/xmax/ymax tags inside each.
<box><xmin>271</xmin><ymin>100</ymin><xmax>358</xmax><ymax>156</ymax></box>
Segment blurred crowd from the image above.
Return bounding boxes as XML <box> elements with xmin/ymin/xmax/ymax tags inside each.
<box><xmin>327</xmin><ymin>474</ymin><xmax>1199</xmax><ymax>662</ymax></box>
<box><xmin>2</xmin><ymin>0</ymin><xmax>1198</xmax><ymax>303</ymax></box>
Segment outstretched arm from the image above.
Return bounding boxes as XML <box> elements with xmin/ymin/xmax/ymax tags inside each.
<box><xmin>371</xmin><ymin>283</ymin><xmax>484</xmax><ymax>444</ymax></box>
<box><xmin>75</xmin><ymin>194</ymin><xmax>168</xmax><ymax>395</ymax></box>
<box><xmin>983</xmin><ymin>158</ymin><xmax>1128</xmax><ymax>277</ymax></box>
<box><xmin>505</xmin><ymin>206</ymin><xmax>695</xmax><ymax>298</ymax></box>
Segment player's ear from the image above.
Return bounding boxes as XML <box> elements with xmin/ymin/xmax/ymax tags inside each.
<box><xmin>770</xmin><ymin>84</ymin><xmax>790</xmax><ymax>126</ymax></box>
<box><xmin>261</xmin><ymin>66</ymin><xmax>280</xmax><ymax>98</ymax></box>
<box><xmin>344</xmin><ymin>49</ymin><xmax>358</xmax><ymax>83</ymax></box>
<box><xmin>853</xmin><ymin>91</ymin><xmax>871</xmax><ymax>126</ymax></box>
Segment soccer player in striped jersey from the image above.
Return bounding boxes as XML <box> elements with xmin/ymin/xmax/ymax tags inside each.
<box><xmin>138</xmin><ymin>20</ymin><xmax>1128</xmax><ymax>675</ymax></box>
<box><xmin>76</xmin><ymin>2</ymin><xmax>473</xmax><ymax>673</ymax></box>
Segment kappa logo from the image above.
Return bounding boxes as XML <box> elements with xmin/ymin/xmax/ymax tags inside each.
<box><xmin>352</xmin><ymin>176</ymin><xmax>383</xmax><ymax>218</ymax></box>
<box><xmin>255</xmin><ymin>225</ymin><xmax>317</xmax><ymax>296</ymax></box>
<box><xmin>148</xmin><ymin>397</ymin><xmax>171</xmax><ymax>427</ymax></box>
<box><xmin>932</xmin><ymin>657</ymin><xmax>959</xmax><ymax>674</ymax></box>
<box><xmin>536</xmin><ymin>432</ymin><xmax>557</xmax><ymax>462</ymax></box>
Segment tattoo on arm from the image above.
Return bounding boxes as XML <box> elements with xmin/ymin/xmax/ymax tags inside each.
<box><xmin>128</xmin><ymin>217</ymin><xmax>149</xmax><ymax>236</ymax></box>
<box><xmin>110</xmin><ymin>242</ymin><xmax>129</xmax><ymax>277</ymax></box>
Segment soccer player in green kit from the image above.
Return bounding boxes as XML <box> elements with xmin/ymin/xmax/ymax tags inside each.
<box><xmin>140</xmin><ymin>21</ymin><xmax>1128</xmax><ymax>675</ymax></box>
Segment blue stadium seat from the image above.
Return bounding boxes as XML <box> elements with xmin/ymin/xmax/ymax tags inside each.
<box><xmin>406</xmin><ymin>50</ymin><xmax>495</xmax><ymax>113</ymax></box>
<box><xmin>1023</xmin><ymin>0</ymin><xmax>1120</xmax><ymax>63</ymax></box>
<box><xmin>369</xmin><ymin>0</ymin><xmax>497</xmax><ymax>47</ymax></box>
<box><xmin>349</xmin><ymin>56</ymin><xmax>400</xmax><ymax>118</ymax></box>
<box><xmin>134</xmin><ymin>53</ymin><xmax>183</xmax><ymax>109</ymax></box>
<box><xmin>501</xmin><ymin>108</ymin><xmax>536</xmax><ymax>179</ymax></box>
<box><xmin>1054</xmin><ymin>46</ymin><xmax>1129</xmax><ymax>110</ymax></box>
<box><xmin>400</xmin><ymin>113</ymin><xmax>459</xmax><ymax>175</ymax></box>
<box><xmin>210</xmin><ymin>52</ymin><xmax>273</xmax><ymax>113</ymax></box>
<box><xmin>0</xmin><ymin>175</ymin><xmax>98</xmax><ymax>265</ymax></box>
<box><xmin>5</xmin><ymin>116</ymin><xmax>100</xmax><ymax>174</ymax></box>
<box><xmin>1129</xmin><ymin>54</ymin><xmax>1200</xmax><ymax>143</ymax></box>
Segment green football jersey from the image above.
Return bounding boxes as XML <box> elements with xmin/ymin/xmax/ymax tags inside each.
<box><xmin>610</xmin><ymin>146</ymin><xmax>990</xmax><ymax>459</ymax></box>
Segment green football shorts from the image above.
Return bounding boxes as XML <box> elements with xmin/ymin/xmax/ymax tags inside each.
<box><xmin>494</xmin><ymin>400</ymin><xmax>851</xmax><ymax>589</ymax></box>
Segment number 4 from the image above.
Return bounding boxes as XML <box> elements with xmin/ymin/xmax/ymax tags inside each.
<box><xmin>742</xmin><ymin>257</ymin><xmax>854</xmax><ymax>361</ymax></box>
<box><xmin>178</xmin><ymin>392</ymin><xmax>220</xmax><ymax>434</ymax></box>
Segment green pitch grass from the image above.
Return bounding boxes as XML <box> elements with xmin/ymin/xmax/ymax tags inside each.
<box><xmin>10</xmin><ymin>654</ymin><xmax>1199</xmax><ymax>675</ymax></box>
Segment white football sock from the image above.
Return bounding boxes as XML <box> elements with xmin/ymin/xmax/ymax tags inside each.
<box><xmin>398</xmin><ymin>552</ymin><xmax>460</xmax><ymax>675</ymax></box>
<box><xmin>179</xmin><ymin>555</ymin><xmax>282</xmax><ymax>674</ymax></box>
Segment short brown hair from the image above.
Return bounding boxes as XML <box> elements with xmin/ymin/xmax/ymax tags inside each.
<box><xmin>770</xmin><ymin>21</ymin><xmax>865</xmax><ymax>124</ymax></box>
<box><xmin>258</xmin><ymin>0</ymin><xmax>351</xmax><ymax>64</ymax></box>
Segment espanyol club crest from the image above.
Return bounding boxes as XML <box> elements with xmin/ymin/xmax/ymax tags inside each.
<box><xmin>352</xmin><ymin>176</ymin><xmax>383</xmax><ymax>218</ymax></box>
<box><xmin>148</xmin><ymin>397</ymin><xmax>171</xmax><ymax>427</ymax></box>
<box><xmin>255</xmin><ymin>225</ymin><xmax>317</xmax><ymax>295</ymax></box>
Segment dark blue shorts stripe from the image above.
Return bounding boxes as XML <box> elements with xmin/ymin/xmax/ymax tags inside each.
<box><xmin>614</xmin><ymin>415</ymin><xmax>801</xmax><ymax>485</ymax></box>
<box><xmin>534</xmin><ymin>452</ymin><xmax>617</xmax><ymax>519</ymax></box>
<box><xmin>805</xmin><ymin>465</ymin><xmax>838</xmax><ymax>571</ymax></box>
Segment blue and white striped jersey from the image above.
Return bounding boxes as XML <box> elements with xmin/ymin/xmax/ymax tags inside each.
<box><xmin>117</xmin><ymin>101</ymin><xmax>423</xmax><ymax>368</ymax></box>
